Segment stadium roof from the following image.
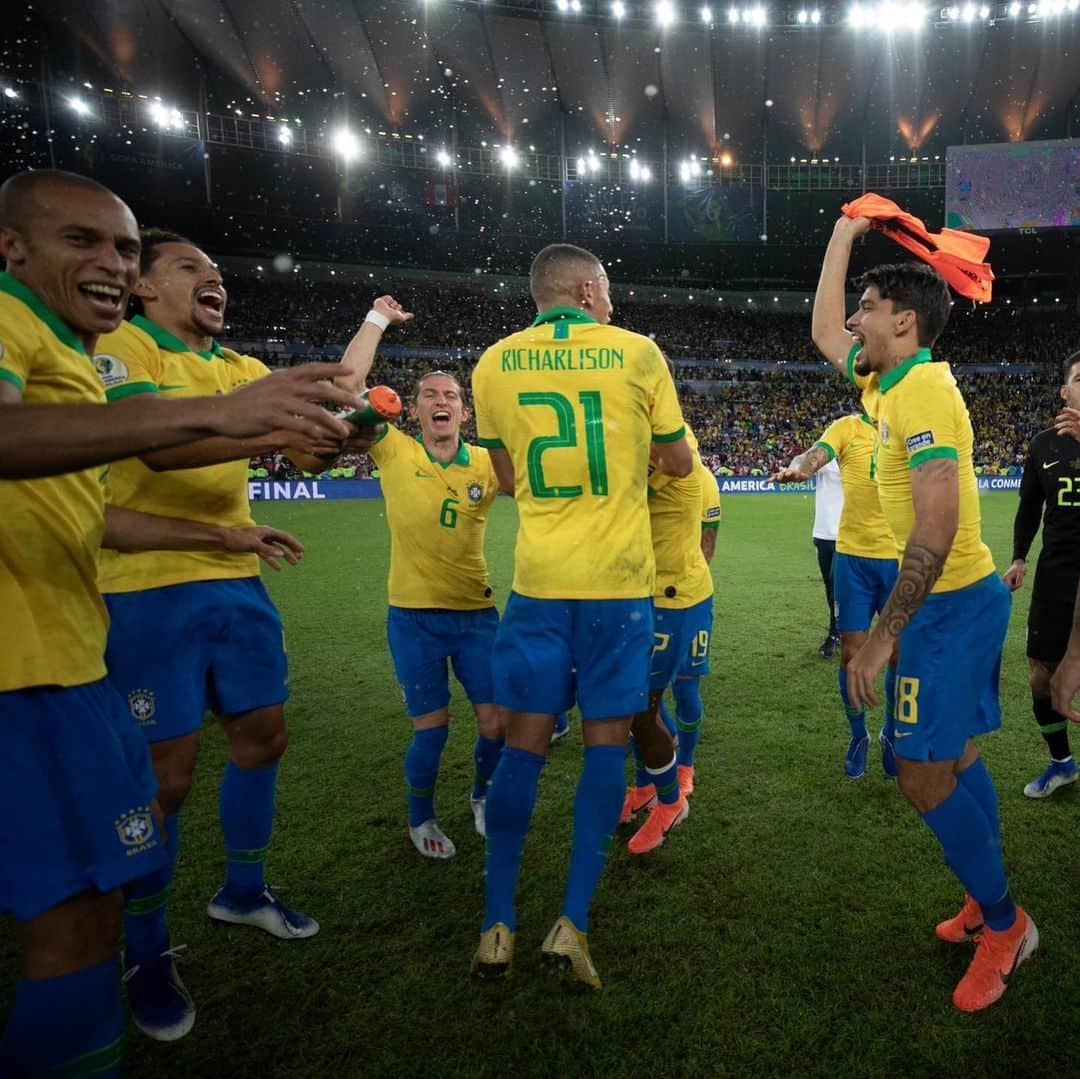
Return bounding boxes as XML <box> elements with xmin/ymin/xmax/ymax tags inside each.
<box><xmin>33</xmin><ymin>0</ymin><xmax>1080</xmax><ymax>162</ymax></box>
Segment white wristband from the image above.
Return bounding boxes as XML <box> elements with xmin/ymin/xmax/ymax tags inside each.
<box><xmin>364</xmin><ymin>309</ymin><xmax>390</xmax><ymax>331</ymax></box>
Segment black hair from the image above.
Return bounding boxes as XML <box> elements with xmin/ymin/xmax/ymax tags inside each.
<box><xmin>1062</xmin><ymin>350</ymin><xmax>1080</xmax><ymax>384</ymax></box>
<box><xmin>853</xmin><ymin>261</ymin><xmax>952</xmax><ymax>349</ymax></box>
<box><xmin>139</xmin><ymin>227</ymin><xmax>197</xmax><ymax>276</ymax></box>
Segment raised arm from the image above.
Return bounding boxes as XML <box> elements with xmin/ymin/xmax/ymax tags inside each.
<box><xmin>812</xmin><ymin>216</ymin><xmax>873</xmax><ymax>373</ymax></box>
<box><xmin>336</xmin><ymin>296</ymin><xmax>413</xmax><ymax>395</ymax></box>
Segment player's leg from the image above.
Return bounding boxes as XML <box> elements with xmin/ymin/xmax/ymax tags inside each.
<box><xmin>449</xmin><ymin>608</ymin><xmax>505</xmax><ymax>838</ymax></box>
<box><xmin>203</xmin><ymin>580</ymin><xmax>315</xmax><ymax>933</ymax></box>
<box><xmin>626</xmin><ymin>691</ymin><xmax>689</xmax><ymax>855</ymax></box>
<box><xmin>388</xmin><ymin>607</ymin><xmax>457</xmax><ymax>857</ymax></box>
<box><xmin>834</xmin><ymin>554</ymin><xmax>875</xmax><ymax>778</ymax></box>
<box><xmin>814</xmin><ymin>537</ymin><xmax>840</xmax><ymax>657</ymax></box>
<box><xmin>874</xmin><ymin>558</ymin><xmax>901</xmax><ymax>779</ymax></box>
<box><xmin>1023</xmin><ymin>589</ymin><xmax>1077</xmax><ymax>797</ymax></box>
<box><xmin>673</xmin><ymin>597</ymin><xmax>712</xmax><ymax>796</ymax></box>
<box><xmin>0</xmin><ymin>681</ymin><xmax>165</xmax><ymax>1074</ymax></box>
<box><xmin>473</xmin><ymin>594</ymin><xmax>571</xmax><ymax>978</ymax></box>
<box><xmin>103</xmin><ymin>585</ymin><xmax>205</xmax><ymax>1040</ymax></box>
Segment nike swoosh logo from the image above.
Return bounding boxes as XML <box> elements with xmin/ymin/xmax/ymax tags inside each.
<box><xmin>1043</xmin><ymin>461</ymin><xmax>1059</xmax><ymax>469</ymax></box>
<box><xmin>414</xmin><ymin>470</ymin><xmax>432</xmax><ymax>478</ymax></box>
<box><xmin>1000</xmin><ymin>927</ymin><xmax>1031</xmax><ymax>985</ymax></box>
<box><xmin>894</xmin><ymin>731</ymin><xmax>914</xmax><ymax>739</ymax></box>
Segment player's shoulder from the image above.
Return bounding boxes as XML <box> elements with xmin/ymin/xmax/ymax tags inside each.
<box><xmin>95</xmin><ymin>316</ymin><xmax>153</xmax><ymax>355</ymax></box>
<box><xmin>0</xmin><ymin>288</ymin><xmax>47</xmax><ymax>340</ymax></box>
<box><xmin>221</xmin><ymin>346</ymin><xmax>270</xmax><ymax>377</ymax></box>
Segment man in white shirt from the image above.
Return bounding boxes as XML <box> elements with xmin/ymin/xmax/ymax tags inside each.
<box><xmin>813</xmin><ymin>458</ymin><xmax>844</xmax><ymax>657</ymax></box>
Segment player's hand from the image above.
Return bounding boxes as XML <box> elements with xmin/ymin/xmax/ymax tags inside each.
<box><xmin>1050</xmin><ymin>652</ymin><xmax>1080</xmax><ymax>723</ymax></box>
<box><xmin>1054</xmin><ymin>408</ymin><xmax>1080</xmax><ymax>443</ymax></box>
<box><xmin>270</xmin><ymin>427</ymin><xmax>344</xmax><ymax>459</ymax></box>
<box><xmin>223</xmin><ymin>525</ymin><xmax>304</xmax><ymax>571</ymax></box>
<box><xmin>341</xmin><ymin>422</ymin><xmax>386</xmax><ymax>454</ymax></box>
<box><xmin>214</xmin><ymin>365</ymin><xmax>359</xmax><ymax>447</ymax></box>
<box><xmin>771</xmin><ymin>466</ymin><xmax>810</xmax><ymax>484</ymax></box>
<box><xmin>372</xmin><ymin>295</ymin><xmax>414</xmax><ymax>325</ymax></box>
<box><xmin>835</xmin><ymin>215</ymin><xmax>873</xmax><ymax>239</ymax></box>
<box><xmin>845</xmin><ymin>633</ymin><xmax>893</xmax><ymax>711</ymax></box>
<box><xmin>1002</xmin><ymin>559</ymin><xmax>1027</xmax><ymax>592</ymax></box>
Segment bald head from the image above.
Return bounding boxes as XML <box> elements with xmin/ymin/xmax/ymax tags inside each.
<box><xmin>0</xmin><ymin>169</ymin><xmax>123</xmax><ymax>236</ymax></box>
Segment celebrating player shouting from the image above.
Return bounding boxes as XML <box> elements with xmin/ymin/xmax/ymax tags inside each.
<box><xmin>774</xmin><ymin>413</ymin><xmax>900</xmax><ymax>779</ymax></box>
<box><xmin>811</xmin><ymin>215</ymin><xmax>1036</xmax><ymax>1013</ymax></box>
<box><xmin>334</xmin><ymin>299</ymin><xmax>506</xmax><ymax>859</ymax></box>
<box><xmin>0</xmin><ymin>170</ymin><xmax>357</xmax><ymax>1076</ymax></box>
<box><xmin>470</xmin><ymin>243</ymin><xmax>691</xmax><ymax>988</ymax></box>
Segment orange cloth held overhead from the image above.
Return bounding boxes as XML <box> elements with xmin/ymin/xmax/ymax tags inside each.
<box><xmin>841</xmin><ymin>192</ymin><xmax>994</xmax><ymax>303</ymax></box>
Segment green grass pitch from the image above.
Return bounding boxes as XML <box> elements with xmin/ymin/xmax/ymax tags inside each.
<box><xmin>3</xmin><ymin>493</ymin><xmax>1078</xmax><ymax>1078</ymax></box>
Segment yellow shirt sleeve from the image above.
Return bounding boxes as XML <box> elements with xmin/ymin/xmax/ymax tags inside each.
<box><xmin>700</xmin><ymin>462</ymin><xmax>721</xmax><ymax>527</ymax></box>
<box><xmin>95</xmin><ymin>324</ymin><xmax>163</xmax><ymax>401</ymax></box>
<box><xmin>815</xmin><ymin>416</ymin><xmax>853</xmax><ymax>463</ymax></box>
<box><xmin>890</xmin><ymin>383</ymin><xmax>960</xmax><ymax>469</ymax></box>
<box><xmin>369</xmin><ymin>423</ymin><xmax>403</xmax><ymax>466</ymax></box>
<box><xmin>472</xmin><ymin>348</ymin><xmax>501</xmax><ymax>448</ymax></box>
<box><xmin>0</xmin><ymin>306</ymin><xmax>40</xmax><ymax>392</ymax></box>
<box><xmin>239</xmin><ymin>354</ymin><xmax>272</xmax><ymax>383</ymax></box>
<box><xmin>647</xmin><ymin>344</ymin><xmax>686</xmax><ymax>442</ymax></box>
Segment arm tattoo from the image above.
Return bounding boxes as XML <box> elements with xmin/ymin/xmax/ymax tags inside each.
<box><xmin>878</xmin><ymin>542</ymin><xmax>947</xmax><ymax>639</ymax></box>
<box><xmin>792</xmin><ymin>445</ymin><xmax>830</xmax><ymax>477</ymax></box>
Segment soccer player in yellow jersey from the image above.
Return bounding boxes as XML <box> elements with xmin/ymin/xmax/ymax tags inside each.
<box><xmin>774</xmin><ymin>413</ymin><xmax>901</xmax><ymax>779</ymax></box>
<box><xmin>620</xmin><ymin>431</ymin><xmax>715</xmax><ymax>853</ymax></box>
<box><xmin>811</xmin><ymin>215</ymin><xmax>1036</xmax><ymax>1012</ymax></box>
<box><xmin>469</xmin><ymin>243</ymin><xmax>691</xmax><ymax>988</ymax></box>
<box><xmin>330</xmin><ymin>301</ymin><xmax>509</xmax><ymax>860</ymax></box>
<box><xmin>0</xmin><ymin>170</ymin><xmax>357</xmax><ymax>1076</ymax></box>
<box><xmin>92</xmin><ymin>230</ymin><xmax>360</xmax><ymax>1039</ymax></box>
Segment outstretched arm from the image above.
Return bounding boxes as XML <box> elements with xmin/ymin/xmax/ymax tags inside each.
<box><xmin>772</xmin><ymin>444</ymin><xmax>831</xmax><ymax>484</ymax></box>
<box><xmin>812</xmin><ymin>216</ymin><xmax>872</xmax><ymax>373</ymax></box>
<box><xmin>336</xmin><ymin>296</ymin><xmax>414</xmax><ymax>395</ymax></box>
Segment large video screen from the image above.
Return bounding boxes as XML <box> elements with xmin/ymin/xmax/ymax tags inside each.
<box><xmin>945</xmin><ymin>139</ymin><xmax>1080</xmax><ymax>231</ymax></box>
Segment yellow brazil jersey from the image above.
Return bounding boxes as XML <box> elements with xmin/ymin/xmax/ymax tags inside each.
<box><xmin>845</xmin><ymin>341</ymin><xmax>883</xmax><ymax>423</ymax></box>
<box><xmin>93</xmin><ymin>316</ymin><xmax>270</xmax><ymax>594</ymax></box>
<box><xmin>472</xmin><ymin>308</ymin><xmax>686</xmax><ymax>600</ymax></box>
<box><xmin>371</xmin><ymin>425</ymin><xmax>498</xmax><ymax>610</ymax></box>
<box><xmin>699</xmin><ymin>459</ymin><xmax>721</xmax><ymax>529</ymax></box>
<box><xmin>648</xmin><ymin>430</ymin><xmax>714</xmax><ymax>610</ymax></box>
<box><xmin>870</xmin><ymin>350</ymin><xmax>995</xmax><ymax>592</ymax></box>
<box><xmin>814</xmin><ymin>414</ymin><xmax>896</xmax><ymax>560</ymax></box>
<box><xmin>0</xmin><ymin>273</ymin><xmax>109</xmax><ymax>691</ymax></box>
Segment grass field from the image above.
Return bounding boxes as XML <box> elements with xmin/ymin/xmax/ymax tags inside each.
<box><xmin>4</xmin><ymin>492</ymin><xmax>1079</xmax><ymax>1078</ymax></box>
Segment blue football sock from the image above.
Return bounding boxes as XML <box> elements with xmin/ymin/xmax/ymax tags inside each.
<box><xmin>563</xmin><ymin>744</ymin><xmax>627</xmax><ymax>932</ymax></box>
<box><xmin>957</xmin><ymin>756</ymin><xmax>1001</xmax><ymax>846</ymax></box>
<box><xmin>404</xmin><ymin>725</ymin><xmax>449</xmax><ymax>828</ymax></box>
<box><xmin>123</xmin><ymin>810</ymin><xmax>179</xmax><ymax>964</ymax></box>
<box><xmin>628</xmin><ymin>733</ymin><xmax>649</xmax><ymax>788</ymax></box>
<box><xmin>837</xmin><ymin>667</ymin><xmax>867</xmax><ymax>741</ymax></box>
<box><xmin>553</xmin><ymin>712</ymin><xmax>570</xmax><ymax>735</ymax></box>
<box><xmin>220</xmin><ymin>760</ymin><xmax>278</xmax><ymax>903</ymax></box>
<box><xmin>647</xmin><ymin>753</ymin><xmax>680</xmax><ymax>805</ymax></box>
<box><xmin>673</xmin><ymin>678</ymin><xmax>704</xmax><ymax>767</ymax></box>
<box><xmin>483</xmin><ymin>746</ymin><xmax>545</xmax><ymax>932</ymax></box>
<box><xmin>922</xmin><ymin>782</ymin><xmax>1016</xmax><ymax>932</ymax></box>
<box><xmin>883</xmin><ymin>667</ymin><xmax>897</xmax><ymax>742</ymax></box>
<box><xmin>472</xmin><ymin>735</ymin><xmax>505</xmax><ymax>800</ymax></box>
<box><xmin>0</xmin><ymin>956</ymin><xmax>124</xmax><ymax>1077</ymax></box>
<box><xmin>658</xmin><ymin>698</ymin><xmax>678</xmax><ymax>740</ymax></box>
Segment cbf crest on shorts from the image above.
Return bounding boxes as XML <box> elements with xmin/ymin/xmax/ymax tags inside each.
<box><xmin>115</xmin><ymin>807</ymin><xmax>155</xmax><ymax>851</ymax></box>
<box><xmin>128</xmin><ymin>689</ymin><xmax>156</xmax><ymax>724</ymax></box>
<box><xmin>467</xmin><ymin>483</ymin><xmax>483</xmax><ymax>503</ymax></box>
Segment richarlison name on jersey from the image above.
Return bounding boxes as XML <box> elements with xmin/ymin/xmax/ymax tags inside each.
<box><xmin>500</xmin><ymin>347</ymin><xmax>625</xmax><ymax>372</ymax></box>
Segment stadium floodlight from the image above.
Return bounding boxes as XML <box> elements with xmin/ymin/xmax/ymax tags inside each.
<box><xmin>1048</xmin><ymin>0</ymin><xmax>1064</xmax><ymax>12</ymax></box>
<box><xmin>333</xmin><ymin>128</ymin><xmax>360</xmax><ymax>161</ymax></box>
<box><xmin>978</xmin><ymin>3</ymin><xmax>990</xmax><ymax>14</ymax></box>
<box><xmin>796</xmin><ymin>8</ymin><xmax>808</xmax><ymax>21</ymax></box>
<box><xmin>277</xmin><ymin>124</ymin><xmax>292</xmax><ymax>146</ymax></box>
<box><xmin>728</xmin><ymin>5</ymin><xmax>740</xmax><ymax>19</ymax></box>
<box><xmin>961</xmin><ymin>3</ymin><xmax>976</xmax><ymax>20</ymax></box>
<box><xmin>847</xmin><ymin>4</ymin><xmax>866</xmax><ymax>25</ymax></box>
<box><xmin>810</xmin><ymin>7</ymin><xmax>821</xmax><ymax>20</ymax></box>
<box><xmin>612</xmin><ymin>0</ymin><xmax>627</xmax><ymax>15</ymax></box>
<box><xmin>3</xmin><ymin>87</ymin><xmax>18</xmax><ymax>100</ymax></box>
<box><xmin>436</xmin><ymin>148</ymin><xmax>452</xmax><ymax>167</ymax></box>
<box><xmin>68</xmin><ymin>96</ymin><xmax>91</xmax><ymax>117</ymax></box>
<box><xmin>571</xmin><ymin>0</ymin><xmax>582</xmax><ymax>10</ymax></box>
<box><xmin>701</xmin><ymin>5</ymin><xmax>713</xmax><ymax>21</ymax></box>
<box><xmin>1028</xmin><ymin>3</ymin><xmax>1039</xmax><ymax>13</ymax></box>
<box><xmin>500</xmin><ymin>145</ymin><xmax>519</xmax><ymax>169</ymax></box>
<box><xmin>576</xmin><ymin>156</ymin><xmax>587</xmax><ymax>174</ymax></box>
<box><xmin>1068</xmin><ymin>0</ymin><xmax>1078</xmax><ymax>11</ymax></box>
<box><xmin>555</xmin><ymin>0</ymin><xmax>569</xmax><ymax>10</ymax></box>
<box><xmin>749</xmin><ymin>5</ymin><xmax>766</xmax><ymax>24</ymax></box>
<box><xmin>720</xmin><ymin>152</ymin><xmax>733</xmax><ymax>166</ymax></box>
<box><xmin>655</xmin><ymin>1</ymin><xmax>677</xmax><ymax>26</ymax></box>
<box><xmin>1007</xmin><ymin>0</ymin><xmax>1020</xmax><ymax>11</ymax></box>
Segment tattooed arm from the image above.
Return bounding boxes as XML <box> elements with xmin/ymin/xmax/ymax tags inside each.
<box><xmin>845</xmin><ymin>457</ymin><xmax>958</xmax><ymax>710</ymax></box>
<box><xmin>771</xmin><ymin>444</ymin><xmax>831</xmax><ymax>484</ymax></box>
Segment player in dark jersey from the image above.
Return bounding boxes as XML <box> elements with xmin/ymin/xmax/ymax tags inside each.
<box><xmin>1003</xmin><ymin>350</ymin><xmax>1080</xmax><ymax>798</ymax></box>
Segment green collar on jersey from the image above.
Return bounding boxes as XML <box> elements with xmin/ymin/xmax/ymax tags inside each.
<box><xmin>878</xmin><ymin>348</ymin><xmax>933</xmax><ymax>394</ymax></box>
<box><xmin>0</xmin><ymin>271</ymin><xmax>88</xmax><ymax>356</ymax></box>
<box><xmin>531</xmin><ymin>306</ymin><xmax>598</xmax><ymax>327</ymax></box>
<box><xmin>415</xmin><ymin>432</ymin><xmax>470</xmax><ymax>468</ymax></box>
<box><xmin>132</xmin><ymin>314</ymin><xmax>223</xmax><ymax>360</ymax></box>
<box><xmin>859</xmin><ymin>411</ymin><xmax>874</xmax><ymax>426</ymax></box>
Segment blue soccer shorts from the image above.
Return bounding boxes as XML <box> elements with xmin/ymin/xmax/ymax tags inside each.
<box><xmin>892</xmin><ymin>572</ymin><xmax>1011</xmax><ymax>762</ymax></box>
<box><xmin>0</xmin><ymin>678</ymin><xmax>165</xmax><ymax>921</ymax></box>
<box><xmin>386</xmin><ymin>606</ymin><xmax>499</xmax><ymax>717</ymax></box>
<box><xmin>493</xmin><ymin>592</ymin><xmax>653</xmax><ymax>720</ymax></box>
<box><xmin>833</xmin><ymin>552</ymin><xmax>899</xmax><ymax>634</ymax></box>
<box><xmin>104</xmin><ymin>577</ymin><xmax>289</xmax><ymax>743</ymax></box>
<box><xmin>650</xmin><ymin>597</ymin><xmax>714</xmax><ymax>692</ymax></box>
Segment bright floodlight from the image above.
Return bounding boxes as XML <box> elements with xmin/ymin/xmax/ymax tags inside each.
<box><xmin>847</xmin><ymin>4</ymin><xmax>865</xmax><ymax>25</ymax></box>
<box><xmin>576</xmin><ymin>157</ymin><xmax>587</xmax><ymax>174</ymax></box>
<box><xmin>750</xmin><ymin>6</ymin><xmax>766</xmax><ymax>24</ymax></box>
<box><xmin>797</xmin><ymin>8</ymin><xmax>808</xmax><ymax>21</ymax></box>
<box><xmin>612</xmin><ymin>0</ymin><xmax>627</xmax><ymax>15</ymax></box>
<box><xmin>436</xmin><ymin>148</ymin><xmax>452</xmax><ymax>167</ymax></box>
<box><xmin>555</xmin><ymin>0</ymin><xmax>568</xmax><ymax>11</ymax></box>
<box><xmin>277</xmin><ymin>124</ymin><xmax>292</xmax><ymax>146</ymax></box>
<box><xmin>1007</xmin><ymin>0</ymin><xmax>1020</xmax><ymax>10</ymax></box>
<box><xmin>571</xmin><ymin>0</ymin><xmax>582</xmax><ymax>10</ymax></box>
<box><xmin>978</xmin><ymin>3</ymin><xmax>990</xmax><ymax>14</ymax></box>
<box><xmin>961</xmin><ymin>3</ymin><xmax>976</xmax><ymax>19</ymax></box>
<box><xmin>655</xmin><ymin>1</ymin><xmax>677</xmax><ymax>26</ymax></box>
<box><xmin>701</xmin><ymin>5</ymin><xmax>713</xmax><ymax>21</ymax></box>
<box><xmin>720</xmin><ymin>152</ymin><xmax>733</xmax><ymax>166</ymax></box>
<box><xmin>500</xmin><ymin>145</ymin><xmax>519</xmax><ymax>169</ymax></box>
<box><xmin>68</xmin><ymin>96</ymin><xmax>90</xmax><ymax>116</ymax></box>
<box><xmin>3</xmin><ymin>87</ymin><xmax>18</xmax><ymax>100</ymax></box>
<box><xmin>333</xmin><ymin>129</ymin><xmax>359</xmax><ymax>161</ymax></box>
